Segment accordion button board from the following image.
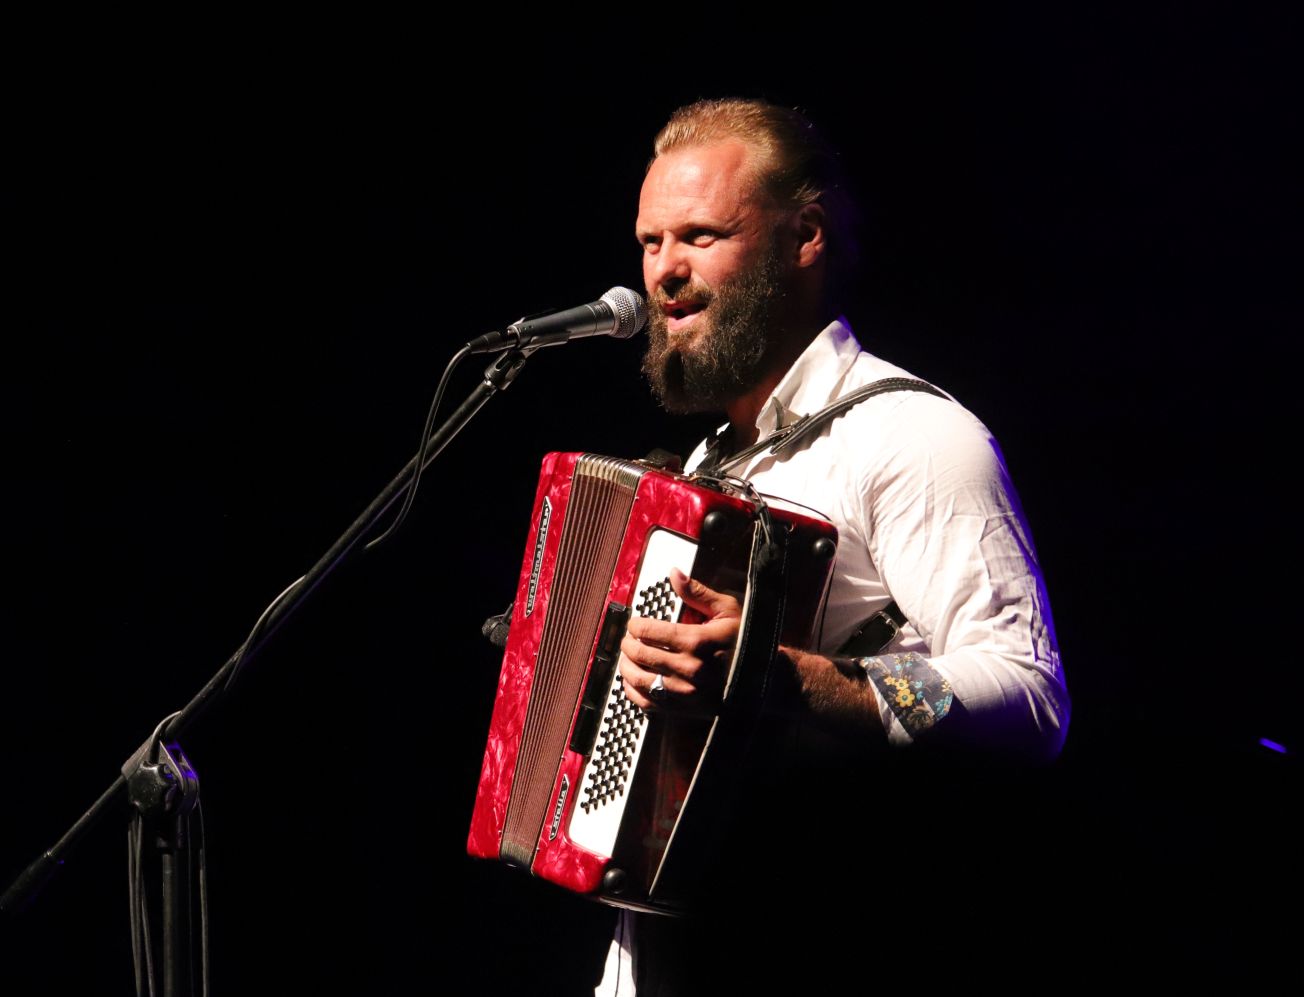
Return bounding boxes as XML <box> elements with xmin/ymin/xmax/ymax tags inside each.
<box><xmin>568</xmin><ymin>528</ymin><xmax>694</xmax><ymax>856</ymax></box>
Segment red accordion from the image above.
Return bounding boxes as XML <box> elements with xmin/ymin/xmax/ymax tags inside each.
<box><xmin>467</xmin><ymin>452</ymin><xmax>837</xmax><ymax>912</ymax></box>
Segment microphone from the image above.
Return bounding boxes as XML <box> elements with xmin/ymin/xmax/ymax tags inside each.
<box><xmin>467</xmin><ymin>287</ymin><xmax>647</xmax><ymax>354</ymax></box>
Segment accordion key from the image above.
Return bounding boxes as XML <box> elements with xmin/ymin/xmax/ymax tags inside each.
<box><xmin>467</xmin><ymin>452</ymin><xmax>837</xmax><ymax>912</ymax></box>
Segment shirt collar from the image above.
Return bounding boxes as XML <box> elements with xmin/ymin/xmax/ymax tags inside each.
<box><xmin>754</xmin><ymin>317</ymin><xmax>864</xmax><ymax>437</ymax></box>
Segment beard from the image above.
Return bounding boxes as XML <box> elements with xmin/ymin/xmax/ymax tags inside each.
<box><xmin>640</xmin><ymin>243</ymin><xmax>791</xmax><ymax>414</ymax></box>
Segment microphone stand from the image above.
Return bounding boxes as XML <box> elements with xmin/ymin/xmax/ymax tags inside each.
<box><xmin>2</xmin><ymin>347</ymin><xmax>530</xmax><ymax>995</ymax></box>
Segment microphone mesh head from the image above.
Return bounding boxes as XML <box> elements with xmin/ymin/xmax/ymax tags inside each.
<box><xmin>600</xmin><ymin>287</ymin><xmax>648</xmax><ymax>340</ymax></box>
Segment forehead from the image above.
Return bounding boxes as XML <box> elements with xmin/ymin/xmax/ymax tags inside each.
<box><xmin>637</xmin><ymin>139</ymin><xmax>766</xmax><ymax>230</ymax></box>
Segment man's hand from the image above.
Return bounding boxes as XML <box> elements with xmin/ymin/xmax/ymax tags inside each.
<box><xmin>619</xmin><ymin>567</ymin><xmax>883</xmax><ymax>733</ymax></box>
<box><xmin>619</xmin><ymin>568</ymin><xmax>742</xmax><ymax>713</ymax></box>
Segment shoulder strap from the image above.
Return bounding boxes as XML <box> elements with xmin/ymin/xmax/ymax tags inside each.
<box><xmin>698</xmin><ymin>377</ymin><xmax>946</xmax><ymax>476</ymax></box>
<box><xmin>696</xmin><ymin>377</ymin><xmax>950</xmax><ymax>658</ymax></box>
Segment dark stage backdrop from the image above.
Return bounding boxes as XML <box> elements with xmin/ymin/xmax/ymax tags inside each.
<box><xmin>3</xmin><ymin>12</ymin><xmax>1297</xmax><ymax>994</ymax></box>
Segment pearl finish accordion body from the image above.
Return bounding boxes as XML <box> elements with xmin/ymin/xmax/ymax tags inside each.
<box><xmin>467</xmin><ymin>452</ymin><xmax>838</xmax><ymax>912</ymax></box>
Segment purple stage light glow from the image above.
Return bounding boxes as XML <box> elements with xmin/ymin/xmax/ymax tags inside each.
<box><xmin>1258</xmin><ymin>738</ymin><xmax>1287</xmax><ymax>754</ymax></box>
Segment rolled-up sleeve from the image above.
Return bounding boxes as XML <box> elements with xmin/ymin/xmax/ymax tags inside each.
<box><xmin>861</xmin><ymin>396</ymin><xmax>1070</xmax><ymax>760</ymax></box>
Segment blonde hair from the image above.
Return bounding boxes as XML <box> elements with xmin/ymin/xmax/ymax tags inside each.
<box><xmin>652</xmin><ymin>98</ymin><xmax>859</xmax><ymax>291</ymax></box>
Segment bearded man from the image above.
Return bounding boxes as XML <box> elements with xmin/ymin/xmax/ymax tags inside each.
<box><xmin>594</xmin><ymin>98</ymin><xmax>1069</xmax><ymax>995</ymax></box>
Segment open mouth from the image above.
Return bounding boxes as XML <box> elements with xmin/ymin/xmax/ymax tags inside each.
<box><xmin>663</xmin><ymin>300</ymin><xmax>707</xmax><ymax>332</ymax></box>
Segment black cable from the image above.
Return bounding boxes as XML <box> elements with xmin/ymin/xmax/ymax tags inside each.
<box><xmin>365</xmin><ymin>344</ymin><xmax>472</xmax><ymax>551</ymax></box>
<box><xmin>196</xmin><ymin>800</ymin><xmax>209</xmax><ymax>997</ymax></box>
<box><xmin>614</xmin><ymin>909</ymin><xmax>625</xmax><ymax>996</ymax></box>
<box><xmin>222</xmin><ymin>344</ymin><xmax>471</xmax><ymax>697</ymax></box>
<box><xmin>222</xmin><ymin>575</ymin><xmax>306</xmax><ymax>694</ymax></box>
<box><xmin>128</xmin><ymin>821</ymin><xmax>140</xmax><ymax>995</ymax></box>
<box><xmin>128</xmin><ymin>816</ymin><xmax>156</xmax><ymax>997</ymax></box>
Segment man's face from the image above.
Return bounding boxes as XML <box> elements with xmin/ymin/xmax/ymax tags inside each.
<box><xmin>635</xmin><ymin>139</ymin><xmax>793</xmax><ymax>413</ymax></box>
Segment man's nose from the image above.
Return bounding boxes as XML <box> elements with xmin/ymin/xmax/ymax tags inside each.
<box><xmin>646</xmin><ymin>240</ymin><xmax>691</xmax><ymax>297</ymax></box>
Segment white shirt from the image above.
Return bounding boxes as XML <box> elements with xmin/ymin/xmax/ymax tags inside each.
<box><xmin>596</xmin><ymin>318</ymin><xmax>1069</xmax><ymax>994</ymax></box>
<box><xmin>688</xmin><ymin>317</ymin><xmax>1068</xmax><ymax>754</ymax></box>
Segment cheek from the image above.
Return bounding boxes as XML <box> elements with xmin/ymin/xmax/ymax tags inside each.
<box><xmin>697</xmin><ymin>253</ymin><xmax>749</xmax><ymax>294</ymax></box>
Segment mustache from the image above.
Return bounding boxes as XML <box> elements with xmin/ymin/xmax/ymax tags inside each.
<box><xmin>652</xmin><ymin>284</ymin><xmax>714</xmax><ymax>311</ymax></box>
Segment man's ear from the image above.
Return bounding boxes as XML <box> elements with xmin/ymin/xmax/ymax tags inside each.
<box><xmin>794</xmin><ymin>202</ymin><xmax>827</xmax><ymax>269</ymax></box>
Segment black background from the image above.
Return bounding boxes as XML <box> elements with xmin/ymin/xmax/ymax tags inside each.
<box><xmin>3</xmin><ymin>10</ymin><xmax>1298</xmax><ymax>993</ymax></box>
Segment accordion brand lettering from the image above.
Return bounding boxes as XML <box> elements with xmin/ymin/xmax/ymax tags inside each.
<box><xmin>549</xmin><ymin>776</ymin><xmax>569</xmax><ymax>841</ymax></box>
<box><xmin>525</xmin><ymin>497</ymin><xmax>552</xmax><ymax>617</ymax></box>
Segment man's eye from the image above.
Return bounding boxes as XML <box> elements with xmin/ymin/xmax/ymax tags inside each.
<box><xmin>689</xmin><ymin>230</ymin><xmax>717</xmax><ymax>246</ymax></box>
<box><xmin>641</xmin><ymin>238</ymin><xmax>661</xmax><ymax>253</ymax></box>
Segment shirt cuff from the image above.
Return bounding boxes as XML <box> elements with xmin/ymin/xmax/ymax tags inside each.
<box><xmin>857</xmin><ymin>652</ymin><xmax>954</xmax><ymax>745</ymax></box>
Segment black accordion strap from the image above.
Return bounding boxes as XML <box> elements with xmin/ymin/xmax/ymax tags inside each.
<box><xmin>645</xmin><ymin>500</ymin><xmax>792</xmax><ymax>912</ymax></box>
<box><xmin>721</xmin><ymin>502</ymin><xmax>790</xmax><ymax>716</ymax></box>
<box><xmin>699</xmin><ymin>376</ymin><xmax>948</xmax><ymax>476</ymax></box>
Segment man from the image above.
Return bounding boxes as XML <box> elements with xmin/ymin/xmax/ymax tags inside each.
<box><xmin>596</xmin><ymin>99</ymin><xmax>1069</xmax><ymax>995</ymax></box>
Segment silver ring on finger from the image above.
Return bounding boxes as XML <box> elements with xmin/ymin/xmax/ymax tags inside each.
<box><xmin>648</xmin><ymin>673</ymin><xmax>667</xmax><ymax>701</ymax></box>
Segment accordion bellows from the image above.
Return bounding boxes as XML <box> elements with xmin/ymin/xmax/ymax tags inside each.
<box><xmin>468</xmin><ymin>452</ymin><xmax>837</xmax><ymax>912</ymax></box>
